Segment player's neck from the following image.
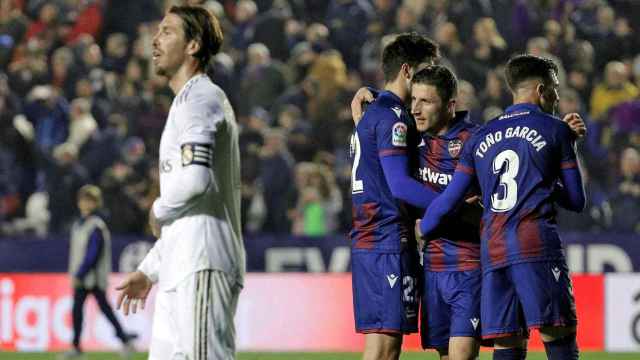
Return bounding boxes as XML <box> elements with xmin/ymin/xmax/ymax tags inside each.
<box><xmin>512</xmin><ymin>89</ymin><xmax>542</xmax><ymax>108</ymax></box>
<box><xmin>384</xmin><ymin>79</ymin><xmax>408</xmax><ymax>103</ymax></box>
<box><xmin>168</xmin><ymin>61</ymin><xmax>204</xmax><ymax>94</ymax></box>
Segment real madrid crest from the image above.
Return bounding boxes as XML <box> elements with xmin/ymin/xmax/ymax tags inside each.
<box><xmin>182</xmin><ymin>144</ymin><xmax>194</xmax><ymax>165</ymax></box>
<box><xmin>448</xmin><ymin>139</ymin><xmax>463</xmax><ymax>157</ymax></box>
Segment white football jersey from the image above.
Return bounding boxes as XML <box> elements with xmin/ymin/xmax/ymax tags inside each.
<box><xmin>141</xmin><ymin>74</ymin><xmax>245</xmax><ymax>290</ymax></box>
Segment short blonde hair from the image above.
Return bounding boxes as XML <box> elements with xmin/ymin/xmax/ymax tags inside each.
<box><xmin>77</xmin><ymin>184</ymin><xmax>103</xmax><ymax>208</ymax></box>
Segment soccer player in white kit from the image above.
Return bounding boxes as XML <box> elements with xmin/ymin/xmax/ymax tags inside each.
<box><xmin>115</xmin><ymin>6</ymin><xmax>245</xmax><ymax>360</ymax></box>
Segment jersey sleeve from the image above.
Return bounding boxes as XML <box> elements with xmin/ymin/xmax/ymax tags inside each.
<box><xmin>555</xmin><ymin>122</ymin><xmax>578</xmax><ymax>170</ymax></box>
<box><xmin>175</xmin><ymin>93</ymin><xmax>223</xmax><ymax>168</ymax></box>
<box><xmin>375</xmin><ymin>109</ymin><xmax>409</xmax><ymax>158</ymax></box>
<box><xmin>153</xmin><ymin>93</ymin><xmax>219</xmax><ymax>224</ymax></box>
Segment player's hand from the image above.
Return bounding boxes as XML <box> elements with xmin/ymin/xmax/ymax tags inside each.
<box><xmin>148</xmin><ymin>208</ymin><xmax>161</xmax><ymax>238</ymax></box>
<box><xmin>562</xmin><ymin>113</ymin><xmax>587</xmax><ymax>139</ymax></box>
<box><xmin>350</xmin><ymin>87</ymin><xmax>375</xmax><ymax>125</ymax></box>
<box><xmin>464</xmin><ymin>195</ymin><xmax>481</xmax><ymax>204</ymax></box>
<box><xmin>116</xmin><ymin>271</ymin><xmax>153</xmax><ymax>316</ymax></box>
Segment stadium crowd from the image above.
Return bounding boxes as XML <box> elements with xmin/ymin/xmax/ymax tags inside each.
<box><xmin>0</xmin><ymin>0</ymin><xmax>639</xmax><ymax>237</ymax></box>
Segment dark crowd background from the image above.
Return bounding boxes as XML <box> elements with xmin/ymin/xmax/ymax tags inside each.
<box><xmin>1</xmin><ymin>0</ymin><xmax>639</xmax><ymax>240</ymax></box>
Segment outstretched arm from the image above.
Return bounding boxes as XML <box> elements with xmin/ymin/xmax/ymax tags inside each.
<box><xmin>419</xmin><ymin>170</ymin><xmax>474</xmax><ymax>237</ymax></box>
<box><xmin>555</xmin><ymin>166</ymin><xmax>586</xmax><ymax>212</ymax></box>
<box><xmin>380</xmin><ymin>155</ymin><xmax>439</xmax><ymax>209</ymax></box>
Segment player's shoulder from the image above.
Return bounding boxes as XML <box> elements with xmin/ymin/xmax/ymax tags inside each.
<box><xmin>362</xmin><ymin>93</ymin><xmax>406</xmax><ymax>125</ymax></box>
<box><xmin>176</xmin><ymin>75</ymin><xmax>227</xmax><ymax>108</ymax></box>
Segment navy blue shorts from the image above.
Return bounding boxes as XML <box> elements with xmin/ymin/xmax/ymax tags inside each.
<box><xmin>351</xmin><ymin>249</ymin><xmax>421</xmax><ymax>334</ymax></box>
<box><xmin>421</xmin><ymin>269</ymin><xmax>482</xmax><ymax>349</ymax></box>
<box><xmin>481</xmin><ymin>260</ymin><xmax>577</xmax><ymax>339</ymax></box>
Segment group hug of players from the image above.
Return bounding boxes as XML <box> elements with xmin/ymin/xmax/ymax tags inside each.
<box><xmin>349</xmin><ymin>33</ymin><xmax>587</xmax><ymax>360</ymax></box>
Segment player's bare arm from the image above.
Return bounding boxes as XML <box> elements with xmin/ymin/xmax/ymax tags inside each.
<box><xmin>116</xmin><ymin>271</ymin><xmax>153</xmax><ymax>315</ymax></box>
<box><xmin>350</xmin><ymin>87</ymin><xmax>375</xmax><ymax>124</ymax></box>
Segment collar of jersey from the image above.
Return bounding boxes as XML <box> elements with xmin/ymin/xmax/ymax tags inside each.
<box><xmin>504</xmin><ymin>103</ymin><xmax>542</xmax><ymax>114</ymax></box>
<box><xmin>176</xmin><ymin>73</ymin><xmax>206</xmax><ymax>98</ymax></box>
<box><xmin>378</xmin><ymin>90</ymin><xmax>404</xmax><ymax>106</ymax></box>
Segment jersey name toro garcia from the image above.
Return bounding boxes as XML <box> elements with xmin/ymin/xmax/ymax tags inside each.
<box><xmin>456</xmin><ymin>103</ymin><xmax>577</xmax><ymax>271</ymax></box>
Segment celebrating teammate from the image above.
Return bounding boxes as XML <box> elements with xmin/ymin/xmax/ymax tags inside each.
<box><xmin>115</xmin><ymin>6</ymin><xmax>245</xmax><ymax>360</ymax></box>
<box><xmin>419</xmin><ymin>54</ymin><xmax>586</xmax><ymax>360</ymax></box>
<box><xmin>349</xmin><ymin>33</ymin><xmax>438</xmax><ymax>360</ymax></box>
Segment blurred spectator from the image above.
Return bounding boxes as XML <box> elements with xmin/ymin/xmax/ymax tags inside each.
<box><xmin>460</xmin><ymin>17</ymin><xmax>507</xmax><ymax>90</ymax></box>
<box><xmin>389</xmin><ymin>5</ymin><xmax>427</xmax><ymax>35</ymax></box>
<box><xmin>456</xmin><ymin>80</ymin><xmax>482</xmax><ymax>123</ymax></box>
<box><xmin>252</xmin><ymin>0</ymin><xmax>291</xmax><ymax>61</ymax></box>
<box><xmin>24</xmin><ymin>85</ymin><xmax>69</xmax><ymax>153</ymax></box>
<box><xmin>0</xmin><ymin>0</ymin><xmax>28</xmax><ymax>69</ymax></box>
<box><xmin>478</xmin><ymin>69</ymin><xmax>510</xmax><ymax>111</ymax></box>
<box><xmin>610</xmin><ymin>147</ymin><xmax>640</xmax><ymax>233</ymax></box>
<box><xmin>102</xmin><ymin>33</ymin><xmax>129</xmax><ymax>74</ymax></box>
<box><xmin>326</xmin><ymin>0</ymin><xmax>374</xmax><ymax>68</ymax></box>
<box><xmin>277</xmin><ymin>104</ymin><xmax>314</xmax><ymax>162</ymax></box>
<box><xmin>259</xmin><ymin>128</ymin><xmax>294</xmax><ymax>233</ymax></box>
<box><xmin>527</xmin><ymin>36</ymin><xmax>567</xmax><ymax>86</ymax></box>
<box><xmin>239</xmin><ymin>42</ymin><xmax>288</xmax><ymax>116</ymax></box>
<box><xmin>65</xmin><ymin>98</ymin><xmax>98</xmax><ymax>150</ymax></box>
<box><xmin>43</xmin><ymin>143</ymin><xmax>89</xmax><ymax>233</ymax></box>
<box><xmin>434</xmin><ymin>22</ymin><xmax>465</xmax><ymax>73</ymax></box>
<box><xmin>25</xmin><ymin>2</ymin><xmax>59</xmax><ymax>41</ymax></box>
<box><xmin>230</xmin><ymin>0</ymin><xmax>258</xmax><ymax>56</ymax></box>
<box><xmin>290</xmin><ymin>162</ymin><xmax>343</xmax><ymax>236</ymax></box>
<box><xmin>590</xmin><ymin>61</ymin><xmax>639</xmax><ymax>121</ymax></box>
<box><xmin>1</xmin><ymin>192</ymin><xmax>50</xmax><ymax>237</ymax></box>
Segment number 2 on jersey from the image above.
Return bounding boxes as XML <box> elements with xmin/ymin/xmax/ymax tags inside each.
<box><xmin>351</xmin><ymin>133</ymin><xmax>364</xmax><ymax>194</ymax></box>
<box><xmin>491</xmin><ymin>149</ymin><xmax>519</xmax><ymax>212</ymax></box>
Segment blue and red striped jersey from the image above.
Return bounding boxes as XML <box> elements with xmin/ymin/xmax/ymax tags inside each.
<box><xmin>350</xmin><ymin>91</ymin><xmax>419</xmax><ymax>252</ymax></box>
<box><xmin>417</xmin><ymin>112</ymin><xmax>481</xmax><ymax>271</ymax></box>
<box><xmin>457</xmin><ymin>103</ymin><xmax>578</xmax><ymax>271</ymax></box>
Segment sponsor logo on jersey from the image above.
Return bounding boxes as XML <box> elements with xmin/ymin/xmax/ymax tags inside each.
<box><xmin>418</xmin><ymin>167</ymin><xmax>452</xmax><ymax>186</ymax></box>
<box><xmin>470</xmin><ymin>317</ymin><xmax>480</xmax><ymax>330</ymax></box>
<box><xmin>386</xmin><ymin>274</ymin><xmax>398</xmax><ymax>288</ymax></box>
<box><xmin>392</xmin><ymin>122</ymin><xmax>407</xmax><ymax>147</ymax></box>
<box><xmin>448</xmin><ymin>139</ymin><xmax>463</xmax><ymax>157</ymax></box>
<box><xmin>552</xmin><ymin>266</ymin><xmax>561</xmax><ymax>282</ymax></box>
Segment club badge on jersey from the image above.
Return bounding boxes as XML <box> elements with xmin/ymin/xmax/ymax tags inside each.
<box><xmin>448</xmin><ymin>139</ymin><xmax>463</xmax><ymax>157</ymax></box>
<box><xmin>182</xmin><ymin>144</ymin><xmax>195</xmax><ymax>165</ymax></box>
<box><xmin>181</xmin><ymin>143</ymin><xmax>212</xmax><ymax>167</ymax></box>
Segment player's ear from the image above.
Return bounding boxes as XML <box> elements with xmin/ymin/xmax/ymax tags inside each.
<box><xmin>447</xmin><ymin>99</ymin><xmax>456</xmax><ymax>115</ymax></box>
<box><xmin>536</xmin><ymin>83</ymin><xmax>545</xmax><ymax>98</ymax></box>
<box><xmin>401</xmin><ymin>63</ymin><xmax>411</xmax><ymax>80</ymax></box>
<box><xmin>187</xmin><ymin>39</ymin><xmax>201</xmax><ymax>56</ymax></box>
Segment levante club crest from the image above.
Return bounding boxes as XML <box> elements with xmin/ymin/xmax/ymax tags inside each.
<box><xmin>448</xmin><ymin>139</ymin><xmax>463</xmax><ymax>157</ymax></box>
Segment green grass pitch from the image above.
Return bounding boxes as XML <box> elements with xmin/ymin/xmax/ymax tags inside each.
<box><xmin>7</xmin><ymin>352</ymin><xmax>639</xmax><ymax>359</ymax></box>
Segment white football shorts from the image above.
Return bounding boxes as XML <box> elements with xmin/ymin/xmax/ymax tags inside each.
<box><xmin>148</xmin><ymin>270</ymin><xmax>241</xmax><ymax>360</ymax></box>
